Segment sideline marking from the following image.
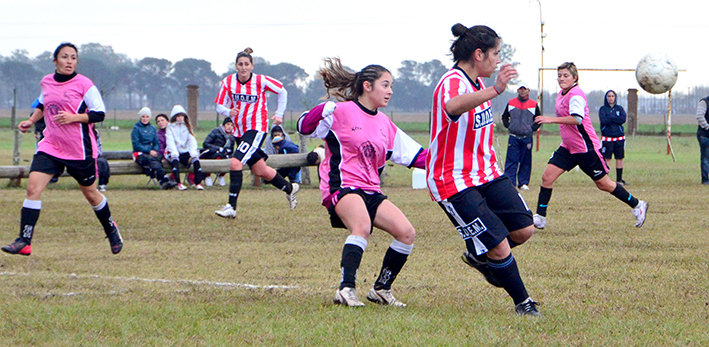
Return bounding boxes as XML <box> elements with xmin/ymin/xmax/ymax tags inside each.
<box><xmin>0</xmin><ymin>271</ymin><xmax>298</xmax><ymax>290</ymax></box>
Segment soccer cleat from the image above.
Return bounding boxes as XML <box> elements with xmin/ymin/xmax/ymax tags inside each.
<box><xmin>106</xmin><ymin>222</ymin><xmax>123</xmax><ymax>255</ymax></box>
<box><xmin>461</xmin><ymin>251</ymin><xmax>502</xmax><ymax>288</ymax></box>
<box><xmin>633</xmin><ymin>200</ymin><xmax>648</xmax><ymax>227</ymax></box>
<box><xmin>515</xmin><ymin>298</ymin><xmax>542</xmax><ymax>316</ymax></box>
<box><xmin>333</xmin><ymin>287</ymin><xmax>365</xmax><ymax>307</ymax></box>
<box><xmin>533</xmin><ymin>214</ymin><xmax>546</xmax><ymax>230</ymax></box>
<box><xmin>519</xmin><ymin>184</ymin><xmax>530</xmax><ymax>191</ymax></box>
<box><xmin>195</xmin><ymin>184</ymin><xmax>205</xmax><ymax>190</ymax></box>
<box><xmin>286</xmin><ymin>183</ymin><xmax>300</xmax><ymax>210</ymax></box>
<box><xmin>1</xmin><ymin>238</ymin><xmax>32</xmax><ymax>256</ymax></box>
<box><xmin>217</xmin><ymin>176</ymin><xmax>226</xmax><ymax>186</ymax></box>
<box><xmin>204</xmin><ymin>176</ymin><xmax>213</xmax><ymax>187</ymax></box>
<box><xmin>366</xmin><ymin>288</ymin><xmax>407</xmax><ymax>307</ymax></box>
<box><xmin>215</xmin><ymin>204</ymin><xmax>237</xmax><ymax>219</ymax></box>
<box><xmin>176</xmin><ymin>183</ymin><xmax>187</xmax><ymax>191</ymax></box>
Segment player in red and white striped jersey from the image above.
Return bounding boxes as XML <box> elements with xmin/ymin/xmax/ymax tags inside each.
<box><xmin>427</xmin><ymin>24</ymin><xmax>540</xmax><ymax>316</ymax></box>
<box><xmin>214</xmin><ymin>48</ymin><xmax>297</xmax><ymax>219</ymax></box>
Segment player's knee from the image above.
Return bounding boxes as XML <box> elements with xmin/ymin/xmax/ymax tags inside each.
<box><xmin>510</xmin><ymin>225</ymin><xmax>534</xmax><ymax>245</ymax></box>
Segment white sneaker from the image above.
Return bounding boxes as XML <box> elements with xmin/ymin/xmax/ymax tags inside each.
<box><xmin>286</xmin><ymin>183</ymin><xmax>299</xmax><ymax>210</ymax></box>
<box><xmin>215</xmin><ymin>204</ymin><xmax>237</xmax><ymax>219</ymax></box>
<box><xmin>366</xmin><ymin>288</ymin><xmax>407</xmax><ymax>307</ymax></box>
<box><xmin>204</xmin><ymin>176</ymin><xmax>213</xmax><ymax>187</ymax></box>
<box><xmin>519</xmin><ymin>184</ymin><xmax>530</xmax><ymax>191</ymax></box>
<box><xmin>333</xmin><ymin>287</ymin><xmax>365</xmax><ymax>307</ymax></box>
<box><xmin>177</xmin><ymin>183</ymin><xmax>187</xmax><ymax>191</ymax></box>
<box><xmin>633</xmin><ymin>200</ymin><xmax>648</xmax><ymax>227</ymax></box>
<box><xmin>533</xmin><ymin>214</ymin><xmax>546</xmax><ymax>229</ymax></box>
<box><xmin>217</xmin><ymin>175</ymin><xmax>226</xmax><ymax>186</ymax></box>
<box><xmin>98</xmin><ymin>185</ymin><xmax>107</xmax><ymax>192</ymax></box>
<box><xmin>195</xmin><ymin>184</ymin><xmax>204</xmax><ymax>190</ymax></box>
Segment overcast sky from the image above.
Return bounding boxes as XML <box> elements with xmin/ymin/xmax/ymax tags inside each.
<box><xmin>2</xmin><ymin>0</ymin><xmax>706</xmax><ymax>97</ymax></box>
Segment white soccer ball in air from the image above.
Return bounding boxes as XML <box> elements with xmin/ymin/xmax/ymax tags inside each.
<box><xmin>635</xmin><ymin>53</ymin><xmax>678</xmax><ymax>94</ymax></box>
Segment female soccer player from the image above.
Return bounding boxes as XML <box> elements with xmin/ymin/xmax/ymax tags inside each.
<box><xmin>427</xmin><ymin>24</ymin><xmax>540</xmax><ymax>316</ymax></box>
<box><xmin>298</xmin><ymin>58</ymin><xmax>428</xmax><ymax>307</ymax></box>
<box><xmin>1</xmin><ymin>42</ymin><xmax>122</xmax><ymax>256</ymax></box>
<box><xmin>532</xmin><ymin>63</ymin><xmax>647</xmax><ymax>229</ymax></box>
<box><xmin>214</xmin><ymin>48</ymin><xmax>297</xmax><ymax>218</ymax></box>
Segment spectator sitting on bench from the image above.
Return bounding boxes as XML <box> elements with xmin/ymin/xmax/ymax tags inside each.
<box><xmin>200</xmin><ymin>117</ymin><xmax>237</xmax><ymax>186</ymax></box>
<box><xmin>265</xmin><ymin>124</ymin><xmax>301</xmax><ymax>184</ymax></box>
<box><xmin>131</xmin><ymin>107</ymin><xmax>176</xmax><ymax>189</ymax></box>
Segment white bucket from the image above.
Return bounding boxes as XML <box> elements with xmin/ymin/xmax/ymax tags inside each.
<box><xmin>411</xmin><ymin>168</ymin><xmax>427</xmax><ymax>189</ymax></box>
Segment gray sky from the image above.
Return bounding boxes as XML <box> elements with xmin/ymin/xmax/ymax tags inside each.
<box><xmin>1</xmin><ymin>0</ymin><xmax>706</xmax><ymax>96</ymax></box>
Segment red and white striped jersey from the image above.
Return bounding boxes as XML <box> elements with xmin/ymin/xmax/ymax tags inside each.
<box><xmin>214</xmin><ymin>73</ymin><xmax>286</xmax><ymax>137</ymax></box>
<box><xmin>426</xmin><ymin>68</ymin><xmax>502</xmax><ymax>202</ymax></box>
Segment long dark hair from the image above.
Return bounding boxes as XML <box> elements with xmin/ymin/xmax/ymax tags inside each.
<box><xmin>53</xmin><ymin>42</ymin><xmax>78</xmax><ymax>60</ymax></box>
<box><xmin>449</xmin><ymin>24</ymin><xmax>500</xmax><ymax>64</ymax></box>
<box><xmin>318</xmin><ymin>57</ymin><xmax>390</xmax><ymax>102</ymax></box>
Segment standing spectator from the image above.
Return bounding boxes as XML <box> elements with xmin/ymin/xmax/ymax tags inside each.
<box><xmin>599</xmin><ymin>90</ymin><xmax>628</xmax><ymax>185</ymax></box>
<box><xmin>501</xmin><ymin>82</ymin><xmax>541</xmax><ymax>191</ymax></box>
<box><xmin>426</xmin><ymin>24</ymin><xmax>539</xmax><ymax>316</ymax></box>
<box><xmin>533</xmin><ymin>62</ymin><xmax>647</xmax><ymax>230</ymax></box>
<box><xmin>697</xmin><ymin>95</ymin><xmax>709</xmax><ymax>185</ymax></box>
<box><xmin>1</xmin><ymin>42</ymin><xmax>122</xmax><ymax>256</ymax></box>
<box><xmin>214</xmin><ymin>47</ymin><xmax>297</xmax><ymax>219</ymax></box>
<box><xmin>298</xmin><ymin>58</ymin><xmax>428</xmax><ymax>307</ymax></box>
<box><xmin>265</xmin><ymin>124</ymin><xmax>301</xmax><ymax>184</ymax></box>
<box><xmin>201</xmin><ymin>117</ymin><xmax>237</xmax><ymax>186</ymax></box>
<box><xmin>165</xmin><ymin>105</ymin><xmax>204</xmax><ymax>191</ymax></box>
<box><xmin>131</xmin><ymin>107</ymin><xmax>176</xmax><ymax>189</ymax></box>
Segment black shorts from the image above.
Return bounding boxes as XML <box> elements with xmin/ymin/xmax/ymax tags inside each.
<box><xmin>548</xmin><ymin>146</ymin><xmax>608</xmax><ymax>181</ymax></box>
<box><xmin>176</xmin><ymin>152</ymin><xmax>197</xmax><ymax>168</ymax></box>
<box><xmin>30</xmin><ymin>151</ymin><xmax>97</xmax><ymax>186</ymax></box>
<box><xmin>438</xmin><ymin>176</ymin><xmax>532</xmax><ymax>255</ymax></box>
<box><xmin>601</xmin><ymin>140</ymin><xmax>625</xmax><ymax>160</ymax></box>
<box><xmin>233</xmin><ymin>130</ymin><xmax>268</xmax><ymax>167</ymax></box>
<box><xmin>328</xmin><ymin>188</ymin><xmax>388</xmax><ymax>231</ymax></box>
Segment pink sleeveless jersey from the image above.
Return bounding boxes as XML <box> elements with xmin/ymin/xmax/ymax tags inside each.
<box><xmin>37</xmin><ymin>73</ymin><xmax>104</xmax><ymax>160</ymax></box>
<box><xmin>556</xmin><ymin>85</ymin><xmax>601</xmax><ymax>154</ymax></box>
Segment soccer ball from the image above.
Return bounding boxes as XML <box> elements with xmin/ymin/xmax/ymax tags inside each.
<box><xmin>635</xmin><ymin>53</ymin><xmax>678</xmax><ymax>94</ymax></box>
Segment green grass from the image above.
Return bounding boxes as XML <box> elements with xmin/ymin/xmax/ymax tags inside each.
<box><xmin>0</xmin><ymin>129</ymin><xmax>708</xmax><ymax>346</ymax></box>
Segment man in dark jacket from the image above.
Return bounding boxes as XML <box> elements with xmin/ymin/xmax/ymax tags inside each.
<box><xmin>200</xmin><ymin>117</ymin><xmax>236</xmax><ymax>186</ymax></box>
<box><xmin>131</xmin><ymin>107</ymin><xmax>176</xmax><ymax>189</ymax></box>
<box><xmin>267</xmin><ymin>125</ymin><xmax>301</xmax><ymax>183</ymax></box>
<box><xmin>599</xmin><ymin>90</ymin><xmax>628</xmax><ymax>185</ymax></box>
<box><xmin>696</xmin><ymin>95</ymin><xmax>709</xmax><ymax>184</ymax></box>
<box><xmin>501</xmin><ymin>82</ymin><xmax>541</xmax><ymax>191</ymax></box>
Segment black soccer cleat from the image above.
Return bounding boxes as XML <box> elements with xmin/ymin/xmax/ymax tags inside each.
<box><xmin>515</xmin><ymin>299</ymin><xmax>542</xmax><ymax>316</ymax></box>
<box><xmin>1</xmin><ymin>238</ymin><xmax>32</xmax><ymax>256</ymax></box>
<box><xmin>461</xmin><ymin>251</ymin><xmax>502</xmax><ymax>288</ymax></box>
<box><xmin>106</xmin><ymin>222</ymin><xmax>123</xmax><ymax>255</ymax></box>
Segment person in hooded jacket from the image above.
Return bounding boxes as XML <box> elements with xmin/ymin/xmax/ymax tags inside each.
<box><xmin>165</xmin><ymin>105</ymin><xmax>204</xmax><ymax>190</ymax></box>
<box><xmin>266</xmin><ymin>124</ymin><xmax>301</xmax><ymax>183</ymax></box>
<box><xmin>598</xmin><ymin>90</ymin><xmax>628</xmax><ymax>185</ymax></box>
<box><xmin>131</xmin><ymin>107</ymin><xmax>176</xmax><ymax>189</ymax></box>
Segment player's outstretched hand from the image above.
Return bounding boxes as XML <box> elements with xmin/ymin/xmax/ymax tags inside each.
<box><xmin>495</xmin><ymin>63</ymin><xmax>518</xmax><ymax>94</ymax></box>
<box><xmin>18</xmin><ymin>120</ymin><xmax>33</xmax><ymax>133</ymax></box>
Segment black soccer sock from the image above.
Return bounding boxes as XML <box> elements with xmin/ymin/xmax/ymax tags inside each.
<box><xmin>374</xmin><ymin>240</ymin><xmax>413</xmax><ymax>290</ymax></box>
<box><xmin>340</xmin><ymin>236</ymin><xmax>367</xmax><ymax>289</ymax></box>
<box><xmin>193</xmin><ymin>160</ymin><xmax>203</xmax><ymax>185</ymax></box>
<box><xmin>92</xmin><ymin>195</ymin><xmax>115</xmax><ymax>235</ymax></box>
<box><xmin>266</xmin><ymin>172</ymin><xmax>292</xmax><ymax>194</ymax></box>
<box><xmin>536</xmin><ymin>187</ymin><xmax>553</xmax><ymax>216</ymax></box>
<box><xmin>19</xmin><ymin>199</ymin><xmax>42</xmax><ymax>244</ymax></box>
<box><xmin>465</xmin><ymin>239</ymin><xmax>488</xmax><ymax>263</ymax></box>
<box><xmin>611</xmin><ymin>183</ymin><xmax>639</xmax><ymax>208</ymax></box>
<box><xmin>616</xmin><ymin>168</ymin><xmax>623</xmax><ymax>182</ymax></box>
<box><xmin>171</xmin><ymin>160</ymin><xmax>181</xmax><ymax>183</ymax></box>
<box><xmin>488</xmin><ymin>253</ymin><xmax>529</xmax><ymax>305</ymax></box>
<box><xmin>228</xmin><ymin>170</ymin><xmax>243</xmax><ymax>208</ymax></box>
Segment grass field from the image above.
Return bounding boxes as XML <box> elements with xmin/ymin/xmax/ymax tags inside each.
<box><xmin>0</xmin><ymin>128</ymin><xmax>708</xmax><ymax>346</ymax></box>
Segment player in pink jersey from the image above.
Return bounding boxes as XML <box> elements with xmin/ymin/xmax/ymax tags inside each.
<box><xmin>2</xmin><ymin>42</ymin><xmax>122</xmax><ymax>256</ymax></box>
<box><xmin>298</xmin><ymin>58</ymin><xmax>428</xmax><ymax>307</ymax></box>
<box><xmin>532</xmin><ymin>62</ymin><xmax>648</xmax><ymax>230</ymax></box>
<box><xmin>214</xmin><ymin>48</ymin><xmax>298</xmax><ymax>219</ymax></box>
<box><xmin>428</xmin><ymin>24</ymin><xmax>540</xmax><ymax>316</ymax></box>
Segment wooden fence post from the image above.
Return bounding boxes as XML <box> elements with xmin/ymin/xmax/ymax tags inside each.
<box><xmin>9</xmin><ymin>89</ymin><xmax>21</xmax><ymax>187</ymax></box>
<box><xmin>187</xmin><ymin>85</ymin><xmax>199</xmax><ymax>130</ymax></box>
